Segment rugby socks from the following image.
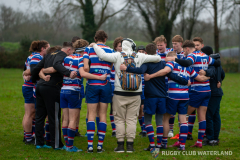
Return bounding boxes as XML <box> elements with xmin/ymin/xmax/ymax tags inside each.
<box><xmin>67</xmin><ymin>128</ymin><xmax>76</xmax><ymax>149</ymax></box>
<box><xmin>197</xmin><ymin>120</ymin><xmax>206</xmax><ymax>144</ymax></box>
<box><xmin>179</xmin><ymin>123</ymin><xmax>188</xmax><ymax>148</ymax></box>
<box><xmin>45</xmin><ymin>121</ymin><xmax>50</xmax><ymax>143</ymax></box>
<box><xmin>96</xmin><ymin>117</ymin><xmax>100</xmax><ymax>133</ymax></box>
<box><xmin>162</xmin><ymin>137</ymin><xmax>168</xmax><ymax>145</ymax></box>
<box><xmin>76</xmin><ymin>127</ymin><xmax>79</xmax><ymax>133</ymax></box>
<box><xmin>87</xmin><ymin>121</ymin><xmax>95</xmax><ymax>148</ymax></box>
<box><xmin>110</xmin><ymin>114</ymin><xmax>116</xmax><ymax>132</ymax></box>
<box><xmin>25</xmin><ymin>132</ymin><xmax>32</xmax><ymax>142</ymax></box>
<box><xmin>146</xmin><ymin>124</ymin><xmax>155</xmax><ymax>148</ymax></box>
<box><xmin>169</xmin><ymin>115</ymin><xmax>175</xmax><ymax>132</ymax></box>
<box><xmin>142</xmin><ymin>116</ymin><xmax>146</xmax><ymax>133</ymax></box>
<box><xmin>62</xmin><ymin>126</ymin><xmax>68</xmax><ymax>144</ymax></box>
<box><xmin>156</xmin><ymin>125</ymin><xmax>163</xmax><ymax>148</ymax></box>
<box><xmin>138</xmin><ymin>117</ymin><xmax>143</xmax><ymax>132</ymax></box>
<box><xmin>24</xmin><ymin>130</ymin><xmax>26</xmax><ymax>140</ymax></box>
<box><xmin>188</xmin><ymin>113</ymin><xmax>196</xmax><ymax>135</ymax></box>
<box><xmin>97</xmin><ymin>122</ymin><xmax>107</xmax><ymax>148</ymax></box>
<box><xmin>32</xmin><ymin>119</ymin><xmax>35</xmax><ymax>137</ymax></box>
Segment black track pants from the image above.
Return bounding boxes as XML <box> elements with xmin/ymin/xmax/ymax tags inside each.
<box><xmin>35</xmin><ymin>85</ymin><xmax>63</xmax><ymax>149</ymax></box>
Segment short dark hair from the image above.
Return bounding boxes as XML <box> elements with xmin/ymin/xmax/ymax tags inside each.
<box><xmin>146</xmin><ymin>43</ymin><xmax>157</xmax><ymax>55</ymax></box>
<box><xmin>113</xmin><ymin>37</ymin><xmax>123</xmax><ymax>50</ymax></box>
<box><xmin>167</xmin><ymin>51</ymin><xmax>177</xmax><ymax>57</ymax></box>
<box><xmin>46</xmin><ymin>46</ymin><xmax>62</xmax><ymax>54</ymax></box>
<box><xmin>62</xmin><ymin>42</ymin><xmax>73</xmax><ymax>48</ymax></box>
<box><xmin>94</xmin><ymin>30</ymin><xmax>108</xmax><ymax>43</ymax></box>
<box><xmin>193</xmin><ymin>37</ymin><xmax>203</xmax><ymax>44</ymax></box>
<box><xmin>71</xmin><ymin>36</ymin><xmax>81</xmax><ymax>43</ymax></box>
<box><xmin>182</xmin><ymin>40</ymin><xmax>195</xmax><ymax>48</ymax></box>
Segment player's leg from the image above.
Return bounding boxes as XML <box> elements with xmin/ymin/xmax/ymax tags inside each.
<box><xmin>96</xmin><ymin>103</ymin><xmax>100</xmax><ymax>134</ymax></box>
<box><xmin>45</xmin><ymin>116</ymin><xmax>51</xmax><ymax>146</ymax></box>
<box><xmin>187</xmin><ymin>105</ymin><xmax>196</xmax><ymax>140</ymax></box>
<box><xmin>62</xmin><ymin>108</ymin><xmax>69</xmax><ymax>145</ymax></box>
<box><xmin>23</xmin><ymin>103</ymin><xmax>35</xmax><ymax>144</ymax></box>
<box><xmin>168</xmin><ymin>115</ymin><xmax>175</xmax><ymax>137</ymax></box>
<box><xmin>110</xmin><ymin>103</ymin><xmax>116</xmax><ymax>137</ymax></box>
<box><xmin>138</xmin><ymin>104</ymin><xmax>143</xmax><ymax>135</ymax></box>
<box><xmin>162</xmin><ymin>113</ymin><xmax>171</xmax><ymax>148</ymax></box>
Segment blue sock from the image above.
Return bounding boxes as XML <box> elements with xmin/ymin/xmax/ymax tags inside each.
<box><xmin>197</xmin><ymin>120</ymin><xmax>206</xmax><ymax>144</ymax></box>
<box><xmin>62</xmin><ymin>126</ymin><xmax>68</xmax><ymax>145</ymax></box>
<box><xmin>138</xmin><ymin>117</ymin><xmax>143</xmax><ymax>132</ymax></box>
<box><xmin>67</xmin><ymin>128</ymin><xmax>76</xmax><ymax>149</ymax></box>
<box><xmin>96</xmin><ymin>117</ymin><xmax>100</xmax><ymax>133</ymax></box>
<box><xmin>169</xmin><ymin>115</ymin><xmax>175</xmax><ymax>132</ymax></box>
<box><xmin>156</xmin><ymin>125</ymin><xmax>163</xmax><ymax>148</ymax></box>
<box><xmin>97</xmin><ymin>122</ymin><xmax>107</xmax><ymax>148</ymax></box>
<box><xmin>162</xmin><ymin>137</ymin><xmax>168</xmax><ymax>146</ymax></box>
<box><xmin>110</xmin><ymin>114</ymin><xmax>116</xmax><ymax>132</ymax></box>
<box><xmin>45</xmin><ymin>121</ymin><xmax>50</xmax><ymax>142</ymax></box>
<box><xmin>76</xmin><ymin>127</ymin><xmax>78</xmax><ymax>133</ymax></box>
<box><xmin>188</xmin><ymin>113</ymin><xmax>196</xmax><ymax>135</ymax></box>
<box><xmin>179</xmin><ymin>123</ymin><xmax>188</xmax><ymax>148</ymax></box>
<box><xmin>25</xmin><ymin>132</ymin><xmax>32</xmax><ymax>142</ymax></box>
<box><xmin>142</xmin><ymin>116</ymin><xmax>146</xmax><ymax>133</ymax></box>
<box><xmin>87</xmin><ymin>121</ymin><xmax>95</xmax><ymax>148</ymax></box>
<box><xmin>146</xmin><ymin>124</ymin><xmax>155</xmax><ymax>148</ymax></box>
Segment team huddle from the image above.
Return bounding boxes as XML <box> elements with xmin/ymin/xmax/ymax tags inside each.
<box><xmin>21</xmin><ymin>30</ymin><xmax>224</xmax><ymax>157</ymax></box>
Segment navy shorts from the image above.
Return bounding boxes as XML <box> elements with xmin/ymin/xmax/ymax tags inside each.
<box><xmin>144</xmin><ymin>98</ymin><xmax>166</xmax><ymax>115</ymax></box>
<box><xmin>80</xmin><ymin>85</ymin><xmax>85</xmax><ymax>98</ymax></box>
<box><xmin>166</xmin><ymin>98</ymin><xmax>188</xmax><ymax>115</ymax></box>
<box><xmin>60</xmin><ymin>90</ymin><xmax>82</xmax><ymax>109</ymax></box>
<box><xmin>22</xmin><ymin>86</ymin><xmax>35</xmax><ymax>103</ymax></box>
<box><xmin>86</xmin><ymin>82</ymin><xmax>112</xmax><ymax>104</ymax></box>
<box><xmin>141</xmin><ymin>89</ymin><xmax>145</xmax><ymax>100</ymax></box>
<box><xmin>189</xmin><ymin>91</ymin><xmax>211</xmax><ymax>108</ymax></box>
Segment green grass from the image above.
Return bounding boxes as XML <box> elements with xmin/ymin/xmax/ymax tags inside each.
<box><xmin>0</xmin><ymin>42</ymin><xmax>21</xmax><ymax>52</ymax></box>
<box><xmin>0</xmin><ymin>68</ymin><xmax>240</xmax><ymax>159</ymax></box>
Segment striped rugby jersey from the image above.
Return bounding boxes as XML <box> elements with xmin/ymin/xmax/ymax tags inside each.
<box><xmin>186</xmin><ymin>51</ymin><xmax>215</xmax><ymax>92</ymax></box>
<box><xmin>83</xmin><ymin>44</ymin><xmax>114</xmax><ymax>86</ymax></box>
<box><xmin>61</xmin><ymin>54</ymin><xmax>83</xmax><ymax>92</ymax></box>
<box><xmin>156</xmin><ymin>48</ymin><xmax>173</xmax><ymax>61</ymax></box>
<box><xmin>110</xmin><ymin>65</ymin><xmax>115</xmax><ymax>96</ymax></box>
<box><xmin>23</xmin><ymin>52</ymin><xmax>37</xmax><ymax>87</ymax></box>
<box><xmin>166</xmin><ymin>61</ymin><xmax>198</xmax><ymax>100</ymax></box>
<box><xmin>177</xmin><ymin>50</ymin><xmax>185</xmax><ymax>59</ymax></box>
<box><xmin>30</xmin><ymin>53</ymin><xmax>43</xmax><ymax>97</ymax></box>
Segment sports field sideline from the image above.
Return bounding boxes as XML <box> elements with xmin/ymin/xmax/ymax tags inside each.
<box><xmin>0</xmin><ymin>68</ymin><xmax>240</xmax><ymax>159</ymax></box>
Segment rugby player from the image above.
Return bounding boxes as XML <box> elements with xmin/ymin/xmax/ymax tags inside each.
<box><xmin>165</xmin><ymin>40</ymin><xmax>220</xmax><ymax>148</ymax></box>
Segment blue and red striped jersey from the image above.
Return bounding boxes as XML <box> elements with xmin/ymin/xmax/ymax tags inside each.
<box><xmin>61</xmin><ymin>54</ymin><xmax>83</xmax><ymax>92</ymax></box>
<box><xmin>23</xmin><ymin>52</ymin><xmax>37</xmax><ymax>87</ymax></box>
<box><xmin>166</xmin><ymin>61</ymin><xmax>198</xmax><ymax>100</ymax></box>
<box><xmin>186</xmin><ymin>51</ymin><xmax>215</xmax><ymax>92</ymax></box>
<box><xmin>30</xmin><ymin>53</ymin><xmax>43</xmax><ymax>97</ymax></box>
<box><xmin>83</xmin><ymin>44</ymin><xmax>114</xmax><ymax>86</ymax></box>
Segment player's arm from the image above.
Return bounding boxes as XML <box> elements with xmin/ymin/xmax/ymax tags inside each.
<box><xmin>91</xmin><ymin>43</ymin><xmax>118</xmax><ymax>63</ymax></box>
<box><xmin>165</xmin><ymin>56</ymin><xmax>193</xmax><ymax>67</ymax></box>
<box><xmin>166</xmin><ymin>72</ymin><xmax>189</xmax><ymax>85</ymax></box>
<box><xmin>42</xmin><ymin>67</ymin><xmax>56</xmax><ymax>74</ymax></box>
<box><xmin>199</xmin><ymin>65</ymin><xmax>215</xmax><ymax>78</ymax></box>
<box><xmin>83</xmin><ymin>59</ymin><xmax>90</xmax><ymax>72</ymax></box>
<box><xmin>23</xmin><ymin>69</ymin><xmax>31</xmax><ymax>76</ymax></box>
<box><xmin>194</xmin><ymin>75</ymin><xmax>210</xmax><ymax>82</ymax></box>
<box><xmin>145</xmin><ymin>66</ymin><xmax>172</xmax><ymax>81</ymax></box>
<box><xmin>141</xmin><ymin>54</ymin><xmax>161</xmax><ymax>64</ymax></box>
<box><xmin>79</xmin><ymin>67</ymin><xmax>107</xmax><ymax>80</ymax></box>
<box><xmin>120</xmin><ymin>64</ymin><xmax>148</xmax><ymax>74</ymax></box>
<box><xmin>39</xmin><ymin>69</ymin><xmax>51</xmax><ymax>81</ymax></box>
<box><xmin>53</xmin><ymin>52</ymin><xmax>71</xmax><ymax>77</ymax></box>
<box><xmin>30</xmin><ymin>56</ymin><xmax>45</xmax><ymax>83</ymax></box>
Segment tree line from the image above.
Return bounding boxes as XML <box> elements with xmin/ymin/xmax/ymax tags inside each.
<box><xmin>0</xmin><ymin>0</ymin><xmax>239</xmax><ymax>52</ymax></box>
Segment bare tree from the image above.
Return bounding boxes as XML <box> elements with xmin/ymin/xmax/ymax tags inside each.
<box><xmin>132</xmin><ymin>0</ymin><xmax>185</xmax><ymax>46</ymax></box>
<box><xmin>25</xmin><ymin>0</ymin><xmax>130</xmax><ymax>42</ymax></box>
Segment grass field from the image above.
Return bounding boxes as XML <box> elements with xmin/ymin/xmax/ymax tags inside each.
<box><xmin>0</xmin><ymin>68</ymin><xmax>240</xmax><ymax>160</ymax></box>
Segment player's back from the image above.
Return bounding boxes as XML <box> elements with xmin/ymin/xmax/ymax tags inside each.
<box><xmin>62</xmin><ymin>54</ymin><xmax>82</xmax><ymax>91</ymax></box>
<box><xmin>83</xmin><ymin>44</ymin><xmax>114</xmax><ymax>86</ymax></box>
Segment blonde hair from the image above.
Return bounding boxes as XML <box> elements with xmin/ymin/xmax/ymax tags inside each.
<box><xmin>172</xmin><ymin>35</ymin><xmax>183</xmax><ymax>43</ymax></box>
<box><xmin>167</xmin><ymin>51</ymin><xmax>177</xmax><ymax>57</ymax></box>
<box><xmin>153</xmin><ymin>35</ymin><xmax>167</xmax><ymax>44</ymax></box>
